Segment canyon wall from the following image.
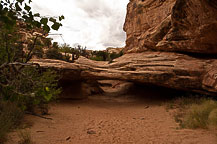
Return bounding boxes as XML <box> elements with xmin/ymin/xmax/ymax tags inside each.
<box><xmin>123</xmin><ymin>0</ymin><xmax>217</xmax><ymax>54</ymax></box>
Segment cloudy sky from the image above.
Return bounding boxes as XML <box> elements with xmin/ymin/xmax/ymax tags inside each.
<box><xmin>31</xmin><ymin>0</ymin><xmax>129</xmax><ymax>50</ymax></box>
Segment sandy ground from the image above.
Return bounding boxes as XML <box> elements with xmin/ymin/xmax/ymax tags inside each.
<box><xmin>7</xmin><ymin>94</ymin><xmax>217</xmax><ymax>144</ymax></box>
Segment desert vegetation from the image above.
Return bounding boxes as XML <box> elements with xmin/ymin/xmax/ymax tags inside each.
<box><xmin>44</xmin><ymin>42</ymin><xmax>124</xmax><ymax>62</ymax></box>
<box><xmin>166</xmin><ymin>94</ymin><xmax>217</xmax><ymax>129</ymax></box>
<box><xmin>0</xmin><ymin>0</ymin><xmax>63</xmax><ymax>142</ymax></box>
<box><xmin>90</xmin><ymin>50</ymin><xmax>123</xmax><ymax>62</ymax></box>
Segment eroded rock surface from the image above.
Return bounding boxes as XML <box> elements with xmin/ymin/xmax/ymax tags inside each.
<box><xmin>124</xmin><ymin>0</ymin><xmax>217</xmax><ymax>54</ymax></box>
<box><xmin>32</xmin><ymin>52</ymin><xmax>217</xmax><ymax>95</ymax></box>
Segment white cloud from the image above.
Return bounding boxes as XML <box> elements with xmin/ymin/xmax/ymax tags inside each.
<box><xmin>31</xmin><ymin>0</ymin><xmax>129</xmax><ymax>50</ymax></box>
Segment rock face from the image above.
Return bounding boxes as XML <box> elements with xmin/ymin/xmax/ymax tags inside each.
<box><xmin>32</xmin><ymin>53</ymin><xmax>217</xmax><ymax>95</ymax></box>
<box><xmin>123</xmin><ymin>0</ymin><xmax>217</xmax><ymax>54</ymax></box>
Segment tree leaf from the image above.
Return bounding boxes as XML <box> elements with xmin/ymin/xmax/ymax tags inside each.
<box><xmin>45</xmin><ymin>87</ymin><xmax>50</xmax><ymax>92</ymax></box>
<box><xmin>15</xmin><ymin>2</ymin><xmax>22</xmax><ymax>11</ymax></box>
<box><xmin>43</xmin><ymin>24</ymin><xmax>50</xmax><ymax>32</ymax></box>
<box><xmin>33</xmin><ymin>21</ymin><xmax>41</xmax><ymax>28</ymax></box>
<box><xmin>24</xmin><ymin>4</ymin><xmax>31</xmax><ymax>12</ymax></box>
<box><xmin>0</xmin><ymin>3</ymin><xmax>3</xmax><ymax>9</ymax></box>
<box><xmin>17</xmin><ymin>0</ymin><xmax>24</xmax><ymax>4</ymax></box>
<box><xmin>49</xmin><ymin>17</ymin><xmax>56</xmax><ymax>23</ymax></box>
<box><xmin>44</xmin><ymin>94</ymin><xmax>52</xmax><ymax>102</ymax></box>
<box><xmin>51</xmin><ymin>22</ymin><xmax>61</xmax><ymax>30</ymax></box>
<box><xmin>59</xmin><ymin>15</ymin><xmax>65</xmax><ymax>21</ymax></box>
<box><xmin>34</xmin><ymin>13</ymin><xmax>40</xmax><ymax>17</ymax></box>
<box><xmin>40</xmin><ymin>18</ymin><xmax>48</xmax><ymax>25</ymax></box>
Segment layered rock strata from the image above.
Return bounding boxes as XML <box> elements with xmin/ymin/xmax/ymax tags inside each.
<box><xmin>123</xmin><ymin>0</ymin><xmax>217</xmax><ymax>54</ymax></box>
<box><xmin>32</xmin><ymin>52</ymin><xmax>217</xmax><ymax>95</ymax></box>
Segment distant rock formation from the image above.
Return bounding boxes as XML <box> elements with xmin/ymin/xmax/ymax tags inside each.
<box><xmin>106</xmin><ymin>47</ymin><xmax>123</xmax><ymax>54</ymax></box>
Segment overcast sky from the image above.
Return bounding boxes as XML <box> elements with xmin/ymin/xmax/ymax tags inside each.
<box><xmin>31</xmin><ymin>0</ymin><xmax>129</xmax><ymax>50</ymax></box>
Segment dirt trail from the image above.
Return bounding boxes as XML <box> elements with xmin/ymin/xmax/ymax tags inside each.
<box><xmin>7</xmin><ymin>94</ymin><xmax>217</xmax><ymax>144</ymax></box>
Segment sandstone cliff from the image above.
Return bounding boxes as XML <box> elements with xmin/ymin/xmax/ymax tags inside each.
<box><xmin>123</xmin><ymin>0</ymin><xmax>217</xmax><ymax>54</ymax></box>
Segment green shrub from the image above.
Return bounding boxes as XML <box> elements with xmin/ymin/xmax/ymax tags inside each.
<box><xmin>0</xmin><ymin>1</ymin><xmax>63</xmax><ymax>143</ymax></box>
<box><xmin>0</xmin><ymin>102</ymin><xmax>24</xmax><ymax>143</ymax></box>
<box><xmin>90</xmin><ymin>50</ymin><xmax>123</xmax><ymax>61</ymax></box>
<box><xmin>63</xmin><ymin>54</ymin><xmax>71</xmax><ymax>62</ymax></box>
<box><xmin>90</xmin><ymin>56</ymin><xmax>104</xmax><ymax>61</ymax></box>
<box><xmin>182</xmin><ymin>100</ymin><xmax>217</xmax><ymax>129</ymax></box>
<box><xmin>45</xmin><ymin>48</ymin><xmax>63</xmax><ymax>60</ymax></box>
<box><xmin>91</xmin><ymin>51</ymin><xmax>108</xmax><ymax>61</ymax></box>
<box><xmin>1</xmin><ymin>66</ymin><xmax>61</xmax><ymax>113</ymax></box>
<box><xmin>110</xmin><ymin>51</ymin><xmax>123</xmax><ymax>60</ymax></box>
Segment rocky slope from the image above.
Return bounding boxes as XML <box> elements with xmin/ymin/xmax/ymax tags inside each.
<box><xmin>123</xmin><ymin>0</ymin><xmax>217</xmax><ymax>54</ymax></box>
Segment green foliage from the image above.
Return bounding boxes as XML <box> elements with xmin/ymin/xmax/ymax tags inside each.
<box><xmin>45</xmin><ymin>48</ymin><xmax>63</xmax><ymax>60</ymax></box>
<box><xmin>182</xmin><ymin>100</ymin><xmax>217</xmax><ymax>129</ymax></box>
<box><xmin>0</xmin><ymin>0</ymin><xmax>64</xmax><ymax>32</ymax></box>
<box><xmin>92</xmin><ymin>51</ymin><xmax>109</xmax><ymax>61</ymax></box>
<box><xmin>0</xmin><ymin>101</ymin><xmax>24</xmax><ymax>143</ymax></box>
<box><xmin>1</xmin><ymin>66</ymin><xmax>61</xmax><ymax>112</ymax></box>
<box><xmin>166</xmin><ymin>95</ymin><xmax>217</xmax><ymax>129</ymax></box>
<box><xmin>0</xmin><ymin>1</ymin><xmax>63</xmax><ymax>143</ymax></box>
<box><xmin>90</xmin><ymin>50</ymin><xmax>123</xmax><ymax>62</ymax></box>
<box><xmin>0</xmin><ymin>25</ymin><xmax>61</xmax><ymax>113</ymax></box>
<box><xmin>71</xmin><ymin>45</ymin><xmax>89</xmax><ymax>60</ymax></box>
<box><xmin>48</xmin><ymin>44</ymin><xmax>89</xmax><ymax>62</ymax></box>
<box><xmin>110</xmin><ymin>51</ymin><xmax>123</xmax><ymax>60</ymax></box>
<box><xmin>0</xmin><ymin>25</ymin><xmax>21</xmax><ymax>63</ymax></box>
<box><xmin>90</xmin><ymin>56</ymin><xmax>104</xmax><ymax>61</ymax></box>
<box><xmin>0</xmin><ymin>0</ymin><xmax>63</xmax><ymax>112</ymax></box>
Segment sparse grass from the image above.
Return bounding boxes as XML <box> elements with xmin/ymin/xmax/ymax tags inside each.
<box><xmin>209</xmin><ymin>108</ymin><xmax>217</xmax><ymax>127</ymax></box>
<box><xmin>18</xmin><ymin>130</ymin><xmax>34</xmax><ymax>144</ymax></box>
<box><xmin>182</xmin><ymin>100</ymin><xmax>217</xmax><ymax>129</ymax></box>
<box><xmin>0</xmin><ymin>101</ymin><xmax>24</xmax><ymax>143</ymax></box>
<box><xmin>165</xmin><ymin>95</ymin><xmax>206</xmax><ymax>110</ymax></box>
<box><xmin>165</xmin><ymin>94</ymin><xmax>217</xmax><ymax>129</ymax></box>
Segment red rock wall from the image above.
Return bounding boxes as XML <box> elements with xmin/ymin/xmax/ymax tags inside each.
<box><xmin>123</xmin><ymin>0</ymin><xmax>217</xmax><ymax>54</ymax></box>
